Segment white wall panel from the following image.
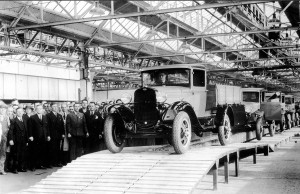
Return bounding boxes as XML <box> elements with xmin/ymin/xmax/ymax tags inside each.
<box><xmin>0</xmin><ymin>73</ymin><xmax>3</xmax><ymax>99</ymax></box>
<box><xmin>3</xmin><ymin>74</ymin><xmax>16</xmax><ymax>99</ymax></box>
<box><xmin>58</xmin><ymin>79</ymin><xmax>68</xmax><ymax>101</ymax></box>
<box><xmin>49</xmin><ymin>78</ymin><xmax>59</xmax><ymax>100</ymax></box>
<box><xmin>0</xmin><ymin>58</ymin><xmax>80</xmax><ymax>101</ymax></box>
<box><xmin>16</xmin><ymin>75</ymin><xmax>28</xmax><ymax>99</ymax></box>
<box><xmin>40</xmin><ymin>77</ymin><xmax>49</xmax><ymax>100</ymax></box>
<box><xmin>67</xmin><ymin>80</ymin><xmax>76</xmax><ymax>101</ymax></box>
<box><xmin>28</xmin><ymin>76</ymin><xmax>39</xmax><ymax>100</ymax></box>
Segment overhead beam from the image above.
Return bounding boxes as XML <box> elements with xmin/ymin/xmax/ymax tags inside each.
<box><xmin>136</xmin><ymin>44</ymin><xmax>300</xmax><ymax>59</ymax></box>
<box><xmin>0</xmin><ymin>45</ymin><xmax>80</xmax><ymax>62</ymax></box>
<box><xmin>9</xmin><ymin>1</ymin><xmax>268</xmax><ymax>31</ymax></box>
<box><xmin>97</xmin><ymin>26</ymin><xmax>299</xmax><ymax>47</ymax></box>
<box><xmin>209</xmin><ymin>64</ymin><xmax>300</xmax><ymax>73</ymax></box>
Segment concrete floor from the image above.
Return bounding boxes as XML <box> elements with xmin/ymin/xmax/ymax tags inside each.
<box><xmin>0</xmin><ymin>167</ymin><xmax>61</xmax><ymax>194</ymax></box>
<box><xmin>195</xmin><ymin>140</ymin><xmax>300</xmax><ymax>194</ymax></box>
<box><xmin>1</xmin><ymin>140</ymin><xmax>300</xmax><ymax>194</ymax></box>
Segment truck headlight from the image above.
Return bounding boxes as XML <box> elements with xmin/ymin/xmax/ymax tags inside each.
<box><xmin>157</xmin><ymin>92</ymin><xmax>167</xmax><ymax>103</ymax></box>
<box><xmin>121</xmin><ymin>93</ymin><xmax>132</xmax><ymax>104</ymax></box>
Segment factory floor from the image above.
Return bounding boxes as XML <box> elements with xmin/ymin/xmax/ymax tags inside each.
<box><xmin>0</xmin><ymin>167</ymin><xmax>61</xmax><ymax>194</ymax></box>
<box><xmin>1</xmin><ymin>139</ymin><xmax>300</xmax><ymax>194</ymax></box>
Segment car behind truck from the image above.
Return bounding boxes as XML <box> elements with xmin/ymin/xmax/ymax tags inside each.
<box><xmin>103</xmin><ymin>64</ymin><xmax>264</xmax><ymax>154</ymax></box>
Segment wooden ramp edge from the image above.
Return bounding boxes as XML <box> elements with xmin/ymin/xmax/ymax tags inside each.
<box><xmin>20</xmin><ymin>128</ymin><xmax>300</xmax><ymax>194</ymax></box>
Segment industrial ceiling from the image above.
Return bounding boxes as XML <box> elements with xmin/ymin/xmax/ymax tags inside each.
<box><xmin>0</xmin><ymin>1</ymin><xmax>300</xmax><ymax>92</ymax></box>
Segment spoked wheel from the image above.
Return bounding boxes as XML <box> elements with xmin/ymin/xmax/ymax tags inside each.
<box><xmin>269</xmin><ymin>121</ymin><xmax>276</xmax><ymax>137</ymax></box>
<box><xmin>104</xmin><ymin>115</ymin><xmax>126</xmax><ymax>153</ymax></box>
<box><xmin>256</xmin><ymin>117</ymin><xmax>263</xmax><ymax>140</ymax></box>
<box><xmin>218</xmin><ymin>114</ymin><xmax>232</xmax><ymax>146</ymax></box>
<box><xmin>172</xmin><ymin>112</ymin><xmax>191</xmax><ymax>154</ymax></box>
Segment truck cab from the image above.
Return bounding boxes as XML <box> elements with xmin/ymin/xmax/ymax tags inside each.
<box><xmin>241</xmin><ymin>88</ymin><xmax>265</xmax><ymax>114</ymax></box>
<box><xmin>142</xmin><ymin>64</ymin><xmax>207</xmax><ymax>117</ymax></box>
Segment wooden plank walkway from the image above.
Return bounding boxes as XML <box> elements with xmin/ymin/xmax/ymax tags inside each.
<box><xmin>20</xmin><ymin>128</ymin><xmax>300</xmax><ymax>194</ymax></box>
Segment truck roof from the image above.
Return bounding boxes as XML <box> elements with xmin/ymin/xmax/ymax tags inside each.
<box><xmin>285</xmin><ymin>95</ymin><xmax>294</xmax><ymax>98</ymax></box>
<box><xmin>241</xmin><ymin>88</ymin><xmax>265</xmax><ymax>92</ymax></box>
<box><xmin>141</xmin><ymin>64</ymin><xmax>206</xmax><ymax>71</ymax></box>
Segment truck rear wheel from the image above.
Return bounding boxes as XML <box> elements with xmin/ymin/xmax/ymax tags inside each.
<box><xmin>218</xmin><ymin>114</ymin><xmax>231</xmax><ymax>146</ymax></box>
<box><xmin>104</xmin><ymin>115</ymin><xmax>126</xmax><ymax>153</ymax></box>
<box><xmin>280</xmin><ymin>115</ymin><xmax>286</xmax><ymax>132</ymax></box>
<box><xmin>286</xmin><ymin>114</ymin><xmax>291</xmax><ymax>130</ymax></box>
<box><xmin>269</xmin><ymin>122</ymin><xmax>276</xmax><ymax>137</ymax></box>
<box><xmin>172</xmin><ymin>111</ymin><xmax>191</xmax><ymax>154</ymax></box>
<box><xmin>256</xmin><ymin>117</ymin><xmax>263</xmax><ymax>140</ymax></box>
<box><xmin>296</xmin><ymin>113</ymin><xmax>299</xmax><ymax>126</ymax></box>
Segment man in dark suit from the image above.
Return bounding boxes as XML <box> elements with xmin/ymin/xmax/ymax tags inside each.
<box><xmin>79</xmin><ymin>99</ymin><xmax>88</xmax><ymax>115</ymax></box>
<box><xmin>28</xmin><ymin>105</ymin><xmax>50</xmax><ymax>170</ymax></box>
<box><xmin>23</xmin><ymin>105</ymin><xmax>33</xmax><ymax>170</ymax></box>
<box><xmin>86</xmin><ymin>102</ymin><xmax>103</xmax><ymax>153</ymax></box>
<box><xmin>47</xmin><ymin>103</ymin><xmax>64</xmax><ymax>167</ymax></box>
<box><xmin>8</xmin><ymin>107</ymin><xmax>28</xmax><ymax>173</ymax></box>
<box><xmin>67</xmin><ymin>102</ymin><xmax>89</xmax><ymax>161</ymax></box>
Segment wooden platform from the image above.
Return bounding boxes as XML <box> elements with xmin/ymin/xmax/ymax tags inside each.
<box><xmin>20</xmin><ymin>128</ymin><xmax>300</xmax><ymax>194</ymax></box>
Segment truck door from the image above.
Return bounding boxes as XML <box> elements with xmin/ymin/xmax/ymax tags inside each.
<box><xmin>190</xmin><ymin>69</ymin><xmax>207</xmax><ymax>117</ymax></box>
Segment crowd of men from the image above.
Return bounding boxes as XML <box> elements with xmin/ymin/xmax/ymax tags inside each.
<box><xmin>0</xmin><ymin>99</ymin><xmax>105</xmax><ymax>175</ymax></box>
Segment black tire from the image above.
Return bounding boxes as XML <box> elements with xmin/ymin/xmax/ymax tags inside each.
<box><xmin>286</xmin><ymin>114</ymin><xmax>291</xmax><ymax>130</ymax></box>
<box><xmin>280</xmin><ymin>115</ymin><xmax>286</xmax><ymax>132</ymax></box>
<box><xmin>296</xmin><ymin>113</ymin><xmax>299</xmax><ymax>126</ymax></box>
<box><xmin>104</xmin><ymin>115</ymin><xmax>126</xmax><ymax>153</ymax></box>
<box><xmin>256</xmin><ymin>117</ymin><xmax>263</xmax><ymax>140</ymax></box>
<box><xmin>172</xmin><ymin>112</ymin><xmax>191</xmax><ymax>154</ymax></box>
<box><xmin>290</xmin><ymin>113</ymin><xmax>295</xmax><ymax>128</ymax></box>
<box><xmin>218</xmin><ymin>114</ymin><xmax>231</xmax><ymax>146</ymax></box>
<box><xmin>269</xmin><ymin>122</ymin><xmax>276</xmax><ymax>137</ymax></box>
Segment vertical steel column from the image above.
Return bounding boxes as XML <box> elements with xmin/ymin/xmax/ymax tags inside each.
<box><xmin>137</xmin><ymin>7</ymin><xmax>140</xmax><ymax>40</ymax></box>
<box><xmin>110</xmin><ymin>0</ymin><xmax>114</xmax><ymax>42</ymax></box>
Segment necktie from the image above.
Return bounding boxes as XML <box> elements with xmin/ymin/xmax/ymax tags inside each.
<box><xmin>63</xmin><ymin>113</ymin><xmax>66</xmax><ymax>120</ymax></box>
<box><xmin>91</xmin><ymin>111</ymin><xmax>93</xmax><ymax>116</ymax></box>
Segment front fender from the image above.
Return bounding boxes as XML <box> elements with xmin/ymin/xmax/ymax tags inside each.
<box><xmin>112</xmin><ymin>105</ymin><xmax>134</xmax><ymax>123</ymax></box>
<box><xmin>163</xmin><ymin>101</ymin><xmax>203</xmax><ymax>131</ymax></box>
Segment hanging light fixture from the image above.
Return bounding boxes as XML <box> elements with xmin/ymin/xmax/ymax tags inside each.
<box><xmin>281</xmin><ymin>32</ymin><xmax>293</xmax><ymax>43</ymax></box>
<box><xmin>146</xmin><ymin>26</ymin><xmax>158</xmax><ymax>36</ymax></box>
<box><xmin>268</xmin><ymin>2</ymin><xmax>281</xmax><ymax>27</ymax></box>
<box><xmin>22</xmin><ymin>55</ymin><xmax>30</xmax><ymax>62</ymax></box>
<box><xmin>90</xmin><ymin>1</ymin><xmax>106</xmax><ymax>16</ymax></box>
<box><xmin>268</xmin><ymin>13</ymin><xmax>281</xmax><ymax>27</ymax></box>
<box><xmin>181</xmin><ymin>42</ymin><xmax>191</xmax><ymax>50</ymax></box>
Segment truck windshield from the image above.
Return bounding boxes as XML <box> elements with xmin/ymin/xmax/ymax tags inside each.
<box><xmin>285</xmin><ymin>97</ymin><xmax>293</xmax><ymax>104</ymax></box>
<box><xmin>243</xmin><ymin>92</ymin><xmax>259</xmax><ymax>102</ymax></box>
<box><xmin>142</xmin><ymin>68</ymin><xmax>190</xmax><ymax>87</ymax></box>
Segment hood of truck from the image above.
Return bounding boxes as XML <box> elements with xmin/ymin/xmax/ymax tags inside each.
<box><xmin>242</xmin><ymin>102</ymin><xmax>260</xmax><ymax>113</ymax></box>
<box><xmin>152</xmin><ymin>86</ymin><xmax>193</xmax><ymax>104</ymax></box>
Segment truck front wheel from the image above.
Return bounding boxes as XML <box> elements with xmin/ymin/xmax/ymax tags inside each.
<box><xmin>172</xmin><ymin>111</ymin><xmax>191</xmax><ymax>154</ymax></box>
<box><xmin>104</xmin><ymin>115</ymin><xmax>126</xmax><ymax>153</ymax></box>
<box><xmin>218</xmin><ymin>114</ymin><xmax>231</xmax><ymax>146</ymax></box>
<box><xmin>256</xmin><ymin>117</ymin><xmax>263</xmax><ymax>140</ymax></box>
<box><xmin>269</xmin><ymin>121</ymin><xmax>276</xmax><ymax>137</ymax></box>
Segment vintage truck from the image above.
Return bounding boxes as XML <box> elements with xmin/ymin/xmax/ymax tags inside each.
<box><xmin>260</xmin><ymin>92</ymin><xmax>286</xmax><ymax>136</ymax></box>
<box><xmin>241</xmin><ymin>88</ymin><xmax>266</xmax><ymax>140</ymax></box>
<box><xmin>103</xmin><ymin>64</ymin><xmax>261</xmax><ymax>154</ymax></box>
<box><xmin>284</xmin><ymin>94</ymin><xmax>297</xmax><ymax>128</ymax></box>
